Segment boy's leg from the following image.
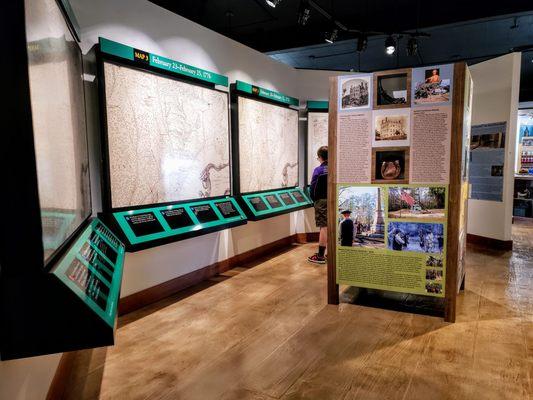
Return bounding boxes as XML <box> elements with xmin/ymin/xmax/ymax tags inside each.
<box><xmin>318</xmin><ymin>227</ymin><xmax>327</xmax><ymax>257</ymax></box>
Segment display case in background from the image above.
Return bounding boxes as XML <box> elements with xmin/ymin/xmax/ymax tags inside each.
<box><xmin>0</xmin><ymin>0</ymin><xmax>124</xmax><ymax>360</ymax></box>
<box><xmin>231</xmin><ymin>81</ymin><xmax>312</xmax><ymax>220</ymax></box>
<box><xmin>306</xmin><ymin>101</ymin><xmax>329</xmax><ymax>186</ymax></box>
<box><xmin>513</xmin><ymin>109</ymin><xmax>533</xmax><ymax>220</ymax></box>
<box><xmin>96</xmin><ymin>38</ymin><xmax>247</xmax><ymax>251</ymax></box>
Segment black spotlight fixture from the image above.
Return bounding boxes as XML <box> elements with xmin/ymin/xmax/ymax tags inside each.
<box><xmin>266</xmin><ymin>0</ymin><xmax>281</xmax><ymax>8</ymax></box>
<box><xmin>297</xmin><ymin>0</ymin><xmax>311</xmax><ymax>26</ymax></box>
<box><xmin>325</xmin><ymin>29</ymin><xmax>338</xmax><ymax>44</ymax></box>
<box><xmin>357</xmin><ymin>33</ymin><xmax>368</xmax><ymax>52</ymax></box>
<box><xmin>407</xmin><ymin>36</ymin><xmax>418</xmax><ymax>56</ymax></box>
<box><xmin>385</xmin><ymin>35</ymin><xmax>396</xmax><ymax>55</ymax></box>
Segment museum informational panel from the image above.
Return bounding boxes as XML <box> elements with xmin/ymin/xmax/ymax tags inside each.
<box><xmin>25</xmin><ymin>0</ymin><xmax>91</xmax><ymax>263</ymax></box>
<box><xmin>468</xmin><ymin>122</ymin><xmax>506</xmax><ymax>202</ymax></box>
<box><xmin>327</xmin><ymin>64</ymin><xmax>471</xmax><ymax>322</ymax></box>
<box><xmin>307</xmin><ymin>101</ymin><xmax>329</xmax><ymax>185</ymax></box>
<box><xmin>97</xmin><ymin>39</ymin><xmax>247</xmax><ymax>250</ymax></box>
<box><xmin>232</xmin><ymin>81</ymin><xmax>312</xmax><ymax>220</ymax></box>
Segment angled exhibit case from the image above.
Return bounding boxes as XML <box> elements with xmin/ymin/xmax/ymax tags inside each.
<box><xmin>97</xmin><ymin>38</ymin><xmax>247</xmax><ymax>251</ymax></box>
<box><xmin>231</xmin><ymin>81</ymin><xmax>312</xmax><ymax>220</ymax></box>
<box><xmin>0</xmin><ymin>0</ymin><xmax>125</xmax><ymax>360</ymax></box>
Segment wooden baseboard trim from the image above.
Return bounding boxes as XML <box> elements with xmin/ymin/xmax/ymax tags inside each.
<box><xmin>467</xmin><ymin>233</ymin><xmax>513</xmax><ymax>251</ymax></box>
<box><xmin>294</xmin><ymin>232</ymin><xmax>320</xmax><ymax>243</ymax></box>
<box><xmin>118</xmin><ymin>234</ymin><xmax>303</xmax><ymax>315</ymax></box>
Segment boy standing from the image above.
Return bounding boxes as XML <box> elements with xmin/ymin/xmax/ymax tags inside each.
<box><xmin>308</xmin><ymin>146</ymin><xmax>328</xmax><ymax>264</ymax></box>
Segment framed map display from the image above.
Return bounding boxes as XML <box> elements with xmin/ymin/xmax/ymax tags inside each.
<box><xmin>307</xmin><ymin>111</ymin><xmax>329</xmax><ymax>184</ymax></box>
<box><xmin>101</xmin><ymin>61</ymin><xmax>231</xmax><ymax>209</ymax></box>
<box><xmin>236</xmin><ymin>96</ymin><xmax>299</xmax><ymax>193</ymax></box>
<box><xmin>25</xmin><ymin>0</ymin><xmax>92</xmax><ymax>264</ymax></box>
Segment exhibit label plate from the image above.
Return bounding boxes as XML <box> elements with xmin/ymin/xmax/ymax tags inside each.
<box><xmin>112</xmin><ymin>197</ymin><xmax>247</xmax><ymax>247</ymax></box>
<box><xmin>235</xmin><ymin>80</ymin><xmax>299</xmax><ymax>106</ymax></box>
<box><xmin>51</xmin><ymin>219</ymin><xmax>125</xmax><ymax>327</ymax></box>
<box><xmin>99</xmin><ymin>37</ymin><xmax>228</xmax><ymax>87</ymax></box>
<box><xmin>307</xmin><ymin>100</ymin><xmax>329</xmax><ymax>110</ymax></box>
<box><xmin>239</xmin><ymin>187</ymin><xmax>312</xmax><ymax>219</ymax></box>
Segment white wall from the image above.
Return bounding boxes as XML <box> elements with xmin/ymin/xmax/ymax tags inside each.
<box><xmin>0</xmin><ymin>354</ymin><xmax>61</xmax><ymax>400</ymax></box>
<box><xmin>467</xmin><ymin>53</ymin><xmax>521</xmax><ymax>241</ymax></box>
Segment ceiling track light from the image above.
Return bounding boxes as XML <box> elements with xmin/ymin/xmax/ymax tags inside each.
<box><xmin>407</xmin><ymin>36</ymin><xmax>418</xmax><ymax>56</ymax></box>
<box><xmin>297</xmin><ymin>1</ymin><xmax>311</xmax><ymax>26</ymax></box>
<box><xmin>385</xmin><ymin>35</ymin><xmax>396</xmax><ymax>55</ymax></box>
<box><xmin>325</xmin><ymin>29</ymin><xmax>338</xmax><ymax>44</ymax></box>
<box><xmin>357</xmin><ymin>33</ymin><xmax>368</xmax><ymax>52</ymax></box>
<box><xmin>266</xmin><ymin>0</ymin><xmax>281</xmax><ymax>8</ymax></box>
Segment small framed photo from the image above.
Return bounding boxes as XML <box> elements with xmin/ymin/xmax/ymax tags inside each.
<box><xmin>373</xmin><ymin>68</ymin><xmax>411</xmax><ymax>109</ymax></box>
<box><xmin>372</xmin><ymin>108</ymin><xmax>410</xmax><ymax>148</ymax></box>
<box><xmin>338</xmin><ymin>75</ymin><xmax>372</xmax><ymax>111</ymax></box>
<box><xmin>371</xmin><ymin>147</ymin><xmax>410</xmax><ymax>184</ymax></box>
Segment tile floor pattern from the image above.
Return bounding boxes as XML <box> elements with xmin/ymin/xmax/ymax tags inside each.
<box><xmin>64</xmin><ymin>222</ymin><xmax>532</xmax><ymax>399</ymax></box>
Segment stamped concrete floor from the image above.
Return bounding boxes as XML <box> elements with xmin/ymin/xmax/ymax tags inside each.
<box><xmin>64</xmin><ymin>221</ymin><xmax>532</xmax><ymax>400</ymax></box>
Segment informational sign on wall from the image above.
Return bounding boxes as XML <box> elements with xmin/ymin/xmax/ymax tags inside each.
<box><xmin>468</xmin><ymin>122</ymin><xmax>506</xmax><ymax>202</ymax></box>
<box><xmin>335</xmin><ymin>65</ymin><xmax>454</xmax><ymax>298</ymax></box>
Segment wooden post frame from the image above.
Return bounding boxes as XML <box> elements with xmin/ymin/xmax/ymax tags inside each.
<box><xmin>327</xmin><ymin>64</ymin><xmax>471</xmax><ymax>322</ymax></box>
<box><xmin>327</xmin><ymin>77</ymin><xmax>339</xmax><ymax>305</ymax></box>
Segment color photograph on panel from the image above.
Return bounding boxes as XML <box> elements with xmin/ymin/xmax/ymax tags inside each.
<box><xmin>412</xmin><ymin>64</ymin><xmax>453</xmax><ymax>106</ymax></box>
<box><xmin>371</xmin><ymin>147</ymin><xmax>410</xmax><ymax>184</ymax></box>
<box><xmin>373</xmin><ymin>69</ymin><xmax>412</xmax><ymax>109</ymax></box>
<box><xmin>337</xmin><ymin>186</ymin><xmax>385</xmax><ymax>249</ymax></box>
<box><xmin>387</xmin><ymin>186</ymin><xmax>446</xmax><ymax>220</ymax></box>
<box><xmin>387</xmin><ymin>221</ymin><xmax>444</xmax><ymax>254</ymax></box>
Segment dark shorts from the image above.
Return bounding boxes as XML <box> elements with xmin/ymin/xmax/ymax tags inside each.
<box><xmin>314</xmin><ymin>199</ymin><xmax>327</xmax><ymax>227</ymax></box>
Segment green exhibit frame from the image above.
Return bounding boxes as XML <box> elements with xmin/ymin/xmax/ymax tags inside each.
<box><xmin>235</xmin><ymin>80</ymin><xmax>299</xmax><ymax>106</ymax></box>
<box><xmin>231</xmin><ymin>81</ymin><xmax>309</xmax><ymax>220</ymax></box>
<box><xmin>238</xmin><ymin>187</ymin><xmax>312</xmax><ymax>220</ymax></box>
<box><xmin>307</xmin><ymin>100</ymin><xmax>329</xmax><ymax>111</ymax></box>
<box><xmin>109</xmin><ymin>197</ymin><xmax>247</xmax><ymax>251</ymax></box>
<box><xmin>99</xmin><ymin>37</ymin><xmax>228</xmax><ymax>87</ymax></box>
<box><xmin>97</xmin><ymin>39</ymin><xmax>247</xmax><ymax>252</ymax></box>
<box><xmin>51</xmin><ymin>218</ymin><xmax>125</xmax><ymax>327</ymax></box>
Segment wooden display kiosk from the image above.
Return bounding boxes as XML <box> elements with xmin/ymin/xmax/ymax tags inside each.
<box><xmin>327</xmin><ymin>63</ymin><xmax>472</xmax><ymax>322</ymax></box>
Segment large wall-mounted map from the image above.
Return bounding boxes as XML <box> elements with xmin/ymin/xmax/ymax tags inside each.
<box><xmin>103</xmin><ymin>62</ymin><xmax>231</xmax><ymax>208</ymax></box>
<box><xmin>238</xmin><ymin>96</ymin><xmax>299</xmax><ymax>193</ymax></box>
<box><xmin>25</xmin><ymin>0</ymin><xmax>92</xmax><ymax>262</ymax></box>
<box><xmin>307</xmin><ymin>112</ymin><xmax>329</xmax><ymax>184</ymax></box>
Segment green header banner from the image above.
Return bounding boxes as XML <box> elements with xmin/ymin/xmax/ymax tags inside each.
<box><xmin>307</xmin><ymin>100</ymin><xmax>329</xmax><ymax>110</ymax></box>
<box><xmin>235</xmin><ymin>80</ymin><xmax>299</xmax><ymax>107</ymax></box>
<box><xmin>99</xmin><ymin>37</ymin><xmax>229</xmax><ymax>87</ymax></box>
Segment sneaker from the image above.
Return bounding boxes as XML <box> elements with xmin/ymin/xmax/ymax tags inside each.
<box><xmin>308</xmin><ymin>254</ymin><xmax>326</xmax><ymax>264</ymax></box>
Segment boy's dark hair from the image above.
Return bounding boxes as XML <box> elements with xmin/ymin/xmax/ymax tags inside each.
<box><xmin>317</xmin><ymin>146</ymin><xmax>328</xmax><ymax>161</ymax></box>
